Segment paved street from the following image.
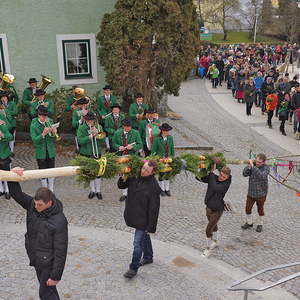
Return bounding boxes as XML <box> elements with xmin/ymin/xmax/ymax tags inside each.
<box><xmin>1</xmin><ymin>78</ymin><xmax>300</xmax><ymax>299</ymax></box>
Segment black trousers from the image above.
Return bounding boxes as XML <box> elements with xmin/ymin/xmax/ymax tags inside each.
<box><xmin>35</xmin><ymin>267</ymin><xmax>60</xmax><ymax>300</ymax></box>
<box><xmin>246</xmin><ymin>102</ymin><xmax>253</xmax><ymax>115</ymax></box>
<box><xmin>37</xmin><ymin>157</ymin><xmax>55</xmax><ymax>170</ymax></box>
<box><xmin>267</xmin><ymin>110</ymin><xmax>274</xmax><ymax>126</ymax></box>
<box><xmin>143</xmin><ymin>145</ymin><xmax>151</xmax><ymax>157</ymax></box>
<box><xmin>0</xmin><ymin>157</ymin><xmax>11</xmax><ymax>171</ymax></box>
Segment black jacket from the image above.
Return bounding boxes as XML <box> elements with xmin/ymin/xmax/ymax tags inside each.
<box><xmin>8</xmin><ymin>182</ymin><xmax>68</xmax><ymax>281</ymax></box>
<box><xmin>198</xmin><ymin>172</ymin><xmax>231</xmax><ymax>211</ymax></box>
<box><xmin>291</xmin><ymin>92</ymin><xmax>300</xmax><ymax>110</ymax></box>
<box><xmin>118</xmin><ymin>175</ymin><xmax>161</xmax><ymax>233</ymax></box>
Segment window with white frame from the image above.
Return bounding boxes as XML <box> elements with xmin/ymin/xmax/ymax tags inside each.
<box><xmin>56</xmin><ymin>34</ymin><xmax>98</xmax><ymax>85</ymax></box>
<box><xmin>0</xmin><ymin>34</ymin><xmax>11</xmax><ymax>73</ymax></box>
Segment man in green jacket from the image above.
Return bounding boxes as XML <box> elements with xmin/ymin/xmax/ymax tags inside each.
<box><xmin>128</xmin><ymin>93</ymin><xmax>149</xmax><ymax>130</ymax></box>
<box><xmin>96</xmin><ymin>85</ymin><xmax>117</xmax><ymax>121</ymax></box>
<box><xmin>77</xmin><ymin>111</ymin><xmax>105</xmax><ymax>200</ymax></box>
<box><xmin>0</xmin><ymin>119</ymin><xmax>13</xmax><ymax>199</ymax></box>
<box><xmin>72</xmin><ymin>97</ymin><xmax>90</xmax><ymax>152</ymax></box>
<box><xmin>112</xmin><ymin>119</ymin><xmax>143</xmax><ymax>201</ymax></box>
<box><xmin>0</xmin><ymin>90</ymin><xmax>17</xmax><ymax>152</ymax></box>
<box><xmin>30</xmin><ymin>106</ymin><xmax>57</xmax><ymax>191</ymax></box>
<box><xmin>138</xmin><ymin>109</ymin><xmax>161</xmax><ymax>156</ymax></box>
<box><xmin>151</xmin><ymin>123</ymin><xmax>175</xmax><ymax>196</ymax></box>
<box><xmin>104</xmin><ymin>104</ymin><xmax>125</xmax><ymax>152</ymax></box>
<box><xmin>30</xmin><ymin>89</ymin><xmax>54</xmax><ymax>119</ymax></box>
<box><xmin>22</xmin><ymin>77</ymin><xmax>38</xmax><ymax>107</ymax></box>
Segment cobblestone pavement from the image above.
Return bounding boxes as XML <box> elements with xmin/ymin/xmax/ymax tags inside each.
<box><xmin>1</xmin><ymin>78</ymin><xmax>300</xmax><ymax>299</ymax></box>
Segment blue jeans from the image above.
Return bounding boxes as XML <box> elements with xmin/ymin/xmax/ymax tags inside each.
<box><xmin>130</xmin><ymin>229</ymin><xmax>153</xmax><ymax>271</ymax></box>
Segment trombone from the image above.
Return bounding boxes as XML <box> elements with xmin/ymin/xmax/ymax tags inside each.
<box><xmin>88</xmin><ymin>121</ymin><xmax>106</xmax><ymax>159</ymax></box>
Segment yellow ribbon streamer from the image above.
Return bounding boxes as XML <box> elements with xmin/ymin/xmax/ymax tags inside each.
<box><xmin>97</xmin><ymin>157</ymin><xmax>107</xmax><ymax>177</ymax></box>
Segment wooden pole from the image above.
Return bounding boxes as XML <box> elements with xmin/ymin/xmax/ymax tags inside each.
<box><xmin>0</xmin><ymin>166</ymin><xmax>79</xmax><ymax>182</ymax></box>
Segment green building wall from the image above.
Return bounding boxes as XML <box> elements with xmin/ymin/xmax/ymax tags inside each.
<box><xmin>0</xmin><ymin>0</ymin><xmax>117</xmax><ymax>97</ymax></box>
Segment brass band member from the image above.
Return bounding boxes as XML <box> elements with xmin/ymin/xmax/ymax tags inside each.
<box><xmin>151</xmin><ymin>123</ymin><xmax>175</xmax><ymax>196</ymax></box>
<box><xmin>72</xmin><ymin>96</ymin><xmax>90</xmax><ymax>152</ymax></box>
<box><xmin>30</xmin><ymin>106</ymin><xmax>57</xmax><ymax>191</ymax></box>
<box><xmin>0</xmin><ymin>118</ymin><xmax>13</xmax><ymax>199</ymax></box>
<box><xmin>104</xmin><ymin>104</ymin><xmax>125</xmax><ymax>152</ymax></box>
<box><xmin>112</xmin><ymin>119</ymin><xmax>143</xmax><ymax>201</ymax></box>
<box><xmin>0</xmin><ymin>90</ymin><xmax>16</xmax><ymax>152</ymax></box>
<box><xmin>96</xmin><ymin>85</ymin><xmax>117</xmax><ymax>122</ymax></box>
<box><xmin>22</xmin><ymin>77</ymin><xmax>38</xmax><ymax>107</ymax></box>
<box><xmin>138</xmin><ymin>108</ymin><xmax>160</xmax><ymax>156</ymax></box>
<box><xmin>30</xmin><ymin>89</ymin><xmax>54</xmax><ymax>119</ymax></box>
<box><xmin>65</xmin><ymin>86</ymin><xmax>85</xmax><ymax>112</ymax></box>
<box><xmin>128</xmin><ymin>93</ymin><xmax>149</xmax><ymax>130</ymax></box>
<box><xmin>77</xmin><ymin>111</ymin><xmax>105</xmax><ymax>199</ymax></box>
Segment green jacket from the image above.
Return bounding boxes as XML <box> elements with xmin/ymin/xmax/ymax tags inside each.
<box><xmin>77</xmin><ymin>123</ymin><xmax>105</xmax><ymax>157</ymax></box>
<box><xmin>6</xmin><ymin>101</ymin><xmax>17</xmax><ymax>128</ymax></box>
<box><xmin>128</xmin><ymin>102</ymin><xmax>149</xmax><ymax>129</ymax></box>
<box><xmin>210</xmin><ymin>68</ymin><xmax>219</xmax><ymax>79</ymax></box>
<box><xmin>151</xmin><ymin>135</ymin><xmax>175</xmax><ymax>157</ymax></box>
<box><xmin>30</xmin><ymin>117</ymin><xmax>56</xmax><ymax>159</ymax></box>
<box><xmin>104</xmin><ymin>113</ymin><xmax>125</xmax><ymax>139</ymax></box>
<box><xmin>112</xmin><ymin>128</ymin><xmax>142</xmax><ymax>155</ymax></box>
<box><xmin>22</xmin><ymin>87</ymin><xmax>33</xmax><ymax>106</ymax></box>
<box><xmin>65</xmin><ymin>94</ymin><xmax>74</xmax><ymax>112</ymax></box>
<box><xmin>0</xmin><ymin>123</ymin><xmax>13</xmax><ymax>159</ymax></box>
<box><xmin>8</xmin><ymin>84</ymin><xmax>19</xmax><ymax>103</ymax></box>
<box><xmin>0</xmin><ymin>110</ymin><xmax>13</xmax><ymax>131</ymax></box>
<box><xmin>30</xmin><ymin>99</ymin><xmax>54</xmax><ymax>119</ymax></box>
<box><xmin>96</xmin><ymin>95</ymin><xmax>117</xmax><ymax>117</ymax></box>
<box><xmin>138</xmin><ymin>119</ymin><xmax>161</xmax><ymax>147</ymax></box>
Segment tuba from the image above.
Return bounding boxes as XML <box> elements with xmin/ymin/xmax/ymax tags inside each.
<box><xmin>32</xmin><ymin>75</ymin><xmax>53</xmax><ymax>102</ymax></box>
<box><xmin>0</xmin><ymin>73</ymin><xmax>15</xmax><ymax>91</ymax></box>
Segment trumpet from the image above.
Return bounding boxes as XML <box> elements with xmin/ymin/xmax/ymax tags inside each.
<box><xmin>0</xmin><ymin>129</ymin><xmax>3</xmax><ymax>140</ymax></box>
<box><xmin>44</xmin><ymin>119</ymin><xmax>61</xmax><ymax>142</ymax></box>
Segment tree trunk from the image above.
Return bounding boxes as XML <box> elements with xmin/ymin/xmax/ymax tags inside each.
<box><xmin>157</xmin><ymin>92</ymin><xmax>168</xmax><ymax>117</ymax></box>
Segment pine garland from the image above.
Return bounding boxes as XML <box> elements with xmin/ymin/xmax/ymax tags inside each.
<box><xmin>69</xmin><ymin>152</ymin><xmax>227</xmax><ymax>186</ymax></box>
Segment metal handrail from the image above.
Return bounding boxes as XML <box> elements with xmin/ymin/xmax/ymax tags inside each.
<box><xmin>228</xmin><ymin>262</ymin><xmax>300</xmax><ymax>300</ymax></box>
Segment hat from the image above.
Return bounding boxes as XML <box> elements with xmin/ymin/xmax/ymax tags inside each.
<box><xmin>0</xmin><ymin>90</ymin><xmax>10</xmax><ymax>97</ymax></box>
<box><xmin>69</xmin><ymin>85</ymin><xmax>78</xmax><ymax>91</ymax></box>
<box><xmin>74</xmin><ymin>87</ymin><xmax>85</xmax><ymax>95</ymax></box>
<box><xmin>103</xmin><ymin>85</ymin><xmax>112</xmax><ymax>90</ymax></box>
<box><xmin>122</xmin><ymin>119</ymin><xmax>132</xmax><ymax>126</ymax></box>
<box><xmin>28</xmin><ymin>78</ymin><xmax>38</xmax><ymax>83</ymax></box>
<box><xmin>76</xmin><ymin>97</ymin><xmax>89</xmax><ymax>105</ymax></box>
<box><xmin>34</xmin><ymin>89</ymin><xmax>46</xmax><ymax>96</ymax></box>
<box><xmin>159</xmin><ymin>123</ymin><xmax>173</xmax><ymax>131</ymax></box>
<box><xmin>144</xmin><ymin>108</ymin><xmax>156</xmax><ymax>114</ymax></box>
<box><xmin>110</xmin><ymin>104</ymin><xmax>122</xmax><ymax>110</ymax></box>
<box><xmin>83</xmin><ymin>111</ymin><xmax>96</xmax><ymax>121</ymax></box>
<box><xmin>136</xmin><ymin>93</ymin><xmax>144</xmax><ymax>99</ymax></box>
<box><xmin>37</xmin><ymin>106</ymin><xmax>49</xmax><ymax>116</ymax></box>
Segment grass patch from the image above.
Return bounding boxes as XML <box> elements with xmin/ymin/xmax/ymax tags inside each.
<box><xmin>212</xmin><ymin>31</ymin><xmax>284</xmax><ymax>44</ymax></box>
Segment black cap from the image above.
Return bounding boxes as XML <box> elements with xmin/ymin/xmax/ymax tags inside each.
<box><xmin>37</xmin><ymin>106</ymin><xmax>49</xmax><ymax>116</ymax></box>
<box><xmin>76</xmin><ymin>97</ymin><xmax>89</xmax><ymax>105</ymax></box>
<box><xmin>34</xmin><ymin>89</ymin><xmax>46</xmax><ymax>96</ymax></box>
<box><xmin>69</xmin><ymin>85</ymin><xmax>78</xmax><ymax>91</ymax></box>
<box><xmin>136</xmin><ymin>93</ymin><xmax>144</xmax><ymax>99</ymax></box>
<box><xmin>111</xmin><ymin>104</ymin><xmax>121</xmax><ymax>110</ymax></box>
<box><xmin>0</xmin><ymin>90</ymin><xmax>10</xmax><ymax>97</ymax></box>
<box><xmin>103</xmin><ymin>85</ymin><xmax>112</xmax><ymax>90</ymax></box>
<box><xmin>144</xmin><ymin>108</ymin><xmax>156</xmax><ymax>114</ymax></box>
<box><xmin>28</xmin><ymin>78</ymin><xmax>38</xmax><ymax>83</ymax></box>
<box><xmin>122</xmin><ymin>119</ymin><xmax>132</xmax><ymax>126</ymax></box>
<box><xmin>159</xmin><ymin>123</ymin><xmax>173</xmax><ymax>131</ymax></box>
<box><xmin>83</xmin><ymin>111</ymin><xmax>96</xmax><ymax>121</ymax></box>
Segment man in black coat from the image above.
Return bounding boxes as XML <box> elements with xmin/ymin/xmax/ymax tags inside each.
<box><xmin>197</xmin><ymin>165</ymin><xmax>231</xmax><ymax>257</ymax></box>
<box><xmin>118</xmin><ymin>160</ymin><xmax>161</xmax><ymax>279</ymax></box>
<box><xmin>8</xmin><ymin>167</ymin><xmax>68</xmax><ymax>300</ymax></box>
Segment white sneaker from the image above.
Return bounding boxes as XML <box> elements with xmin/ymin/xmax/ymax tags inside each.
<box><xmin>202</xmin><ymin>248</ymin><xmax>211</xmax><ymax>258</ymax></box>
